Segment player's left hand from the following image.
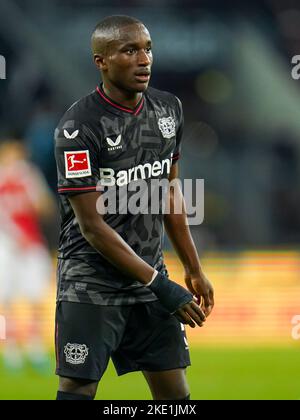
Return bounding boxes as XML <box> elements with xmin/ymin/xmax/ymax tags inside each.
<box><xmin>184</xmin><ymin>271</ymin><xmax>214</xmax><ymax>317</ymax></box>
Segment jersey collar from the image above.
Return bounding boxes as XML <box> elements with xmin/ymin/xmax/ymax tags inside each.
<box><xmin>96</xmin><ymin>84</ymin><xmax>144</xmax><ymax>116</ymax></box>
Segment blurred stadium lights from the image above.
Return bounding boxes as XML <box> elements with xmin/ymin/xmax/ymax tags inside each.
<box><xmin>231</xmin><ymin>22</ymin><xmax>300</xmax><ymax>140</ymax></box>
<box><xmin>195</xmin><ymin>70</ymin><xmax>233</xmax><ymax>104</ymax></box>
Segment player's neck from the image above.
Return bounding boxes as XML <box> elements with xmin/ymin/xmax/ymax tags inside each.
<box><xmin>101</xmin><ymin>82</ymin><xmax>142</xmax><ymax>110</ymax></box>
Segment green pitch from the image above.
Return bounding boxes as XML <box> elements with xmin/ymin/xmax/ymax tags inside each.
<box><xmin>0</xmin><ymin>347</ymin><xmax>299</xmax><ymax>400</ymax></box>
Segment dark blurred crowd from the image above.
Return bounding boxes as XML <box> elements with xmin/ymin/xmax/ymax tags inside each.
<box><xmin>1</xmin><ymin>0</ymin><xmax>300</xmax><ymax>249</ymax></box>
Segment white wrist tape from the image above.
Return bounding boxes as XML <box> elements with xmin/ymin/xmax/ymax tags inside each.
<box><xmin>146</xmin><ymin>269</ymin><xmax>158</xmax><ymax>287</ymax></box>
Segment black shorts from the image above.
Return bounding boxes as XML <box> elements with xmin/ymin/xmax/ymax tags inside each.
<box><xmin>55</xmin><ymin>300</ymin><xmax>191</xmax><ymax>382</ymax></box>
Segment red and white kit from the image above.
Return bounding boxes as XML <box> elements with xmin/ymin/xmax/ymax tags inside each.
<box><xmin>0</xmin><ymin>160</ymin><xmax>52</xmax><ymax>303</ymax></box>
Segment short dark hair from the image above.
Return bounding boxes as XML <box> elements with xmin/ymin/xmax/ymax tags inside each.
<box><xmin>91</xmin><ymin>15</ymin><xmax>145</xmax><ymax>56</ymax></box>
<box><xmin>93</xmin><ymin>15</ymin><xmax>143</xmax><ymax>34</ymax></box>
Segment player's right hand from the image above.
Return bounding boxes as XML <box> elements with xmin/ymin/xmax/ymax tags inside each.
<box><xmin>174</xmin><ymin>300</ymin><xmax>206</xmax><ymax>328</ymax></box>
<box><xmin>147</xmin><ymin>272</ymin><xmax>206</xmax><ymax>327</ymax></box>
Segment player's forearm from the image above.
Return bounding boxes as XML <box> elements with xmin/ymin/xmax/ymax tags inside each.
<box><xmin>82</xmin><ymin>220</ymin><xmax>196</xmax><ymax>317</ymax></box>
<box><xmin>164</xmin><ymin>205</ymin><xmax>202</xmax><ymax>276</ymax></box>
<box><xmin>81</xmin><ymin>220</ymin><xmax>154</xmax><ymax>284</ymax></box>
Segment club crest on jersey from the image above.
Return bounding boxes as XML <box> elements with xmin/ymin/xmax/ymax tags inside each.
<box><xmin>158</xmin><ymin>116</ymin><xmax>176</xmax><ymax>139</ymax></box>
<box><xmin>106</xmin><ymin>134</ymin><xmax>122</xmax><ymax>151</ymax></box>
<box><xmin>64</xmin><ymin>343</ymin><xmax>89</xmax><ymax>365</ymax></box>
<box><xmin>64</xmin><ymin>150</ymin><xmax>91</xmax><ymax>178</ymax></box>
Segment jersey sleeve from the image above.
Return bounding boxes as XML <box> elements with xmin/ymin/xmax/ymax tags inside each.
<box><xmin>54</xmin><ymin>120</ymin><xmax>101</xmax><ymax>195</ymax></box>
<box><xmin>172</xmin><ymin>96</ymin><xmax>184</xmax><ymax>165</ymax></box>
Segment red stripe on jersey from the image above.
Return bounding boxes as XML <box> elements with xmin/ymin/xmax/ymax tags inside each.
<box><xmin>58</xmin><ymin>186</ymin><xmax>97</xmax><ymax>193</ymax></box>
<box><xmin>133</xmin><ymin>98</ymin><xmax>144</xmax><ymax>115</ymax></box>
<box><xmin>96</xmin><ymin>86</ymin><xmax>144</xmax><ymax>115</ymax></box>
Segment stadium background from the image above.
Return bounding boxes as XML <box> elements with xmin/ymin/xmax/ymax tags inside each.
<box><xmin>0</xmin><ymin>0</ymin><xmax>300</xmax><ymax>400</ymax></box>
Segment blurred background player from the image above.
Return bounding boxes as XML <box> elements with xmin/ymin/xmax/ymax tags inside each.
<box><xmin>0</xmin><ymin>140</ymin><xmax>55</xmax><ymax>372</ymax></box>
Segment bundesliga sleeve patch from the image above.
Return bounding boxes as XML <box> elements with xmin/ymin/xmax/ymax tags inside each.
<box><xmin>64</xmin><ymin>150</ymin><xmax>92</xmax><ymax>178</ymax></box>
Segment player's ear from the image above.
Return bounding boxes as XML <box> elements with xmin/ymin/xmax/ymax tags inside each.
<box><xmin>94</xmin><ymin>54</ymin><xmax>107</xmax><ymax>71</ymax></box>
